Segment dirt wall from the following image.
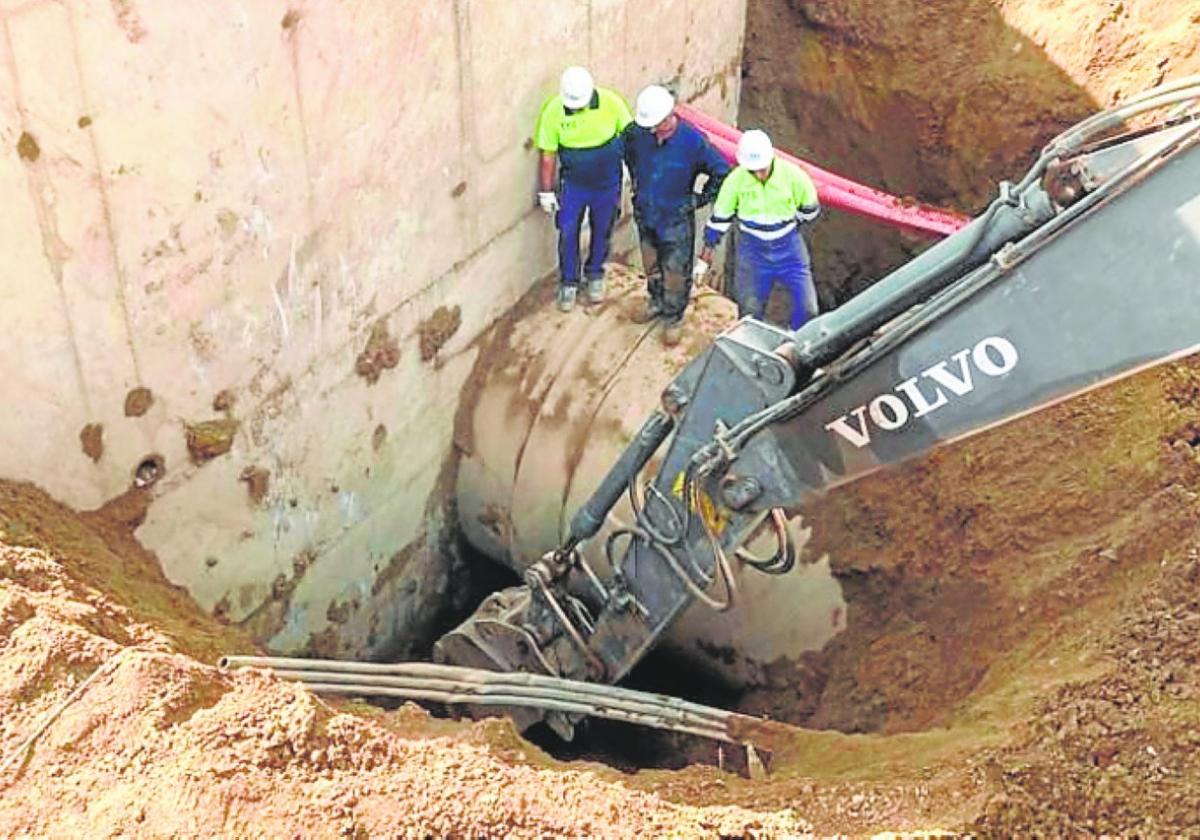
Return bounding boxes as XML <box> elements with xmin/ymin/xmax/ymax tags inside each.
<box><xmin>742</xmin><ymin>0</ymin><xmax>1200</xmax><ymax>302</ymax></box>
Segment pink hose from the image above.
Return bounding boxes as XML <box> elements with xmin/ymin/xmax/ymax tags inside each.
<box><xmin>677</xmin><ymin>104</ymin><xmax>967</xmax><ymax>238</ymax></box>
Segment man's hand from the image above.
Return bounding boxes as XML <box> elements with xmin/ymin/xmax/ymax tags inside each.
<box><xmin>692</xmin><ymin>257</ymin><xmax>710</xmax><ymax>285</ymax></box>
<box><xmin>538</xmin><ymin>191</ymin><xmax>559</xmax><ymax>214</ymax></box>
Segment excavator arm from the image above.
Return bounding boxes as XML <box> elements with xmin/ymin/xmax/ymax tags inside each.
<box><xmin>435</xmin><ymin>78</ymin><xmax>1200</xmax><ymax>740</ymax></box>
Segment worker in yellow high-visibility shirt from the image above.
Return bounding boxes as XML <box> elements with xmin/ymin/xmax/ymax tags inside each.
<box><xmin>534</xmin><ymin>66</ymin><xmax>633</xmax><ymax>312</ymax></box>
<box><xmin>697</xmin><ymin>130</ymin><xmax>821</xmax><ymax>329</ymax></box>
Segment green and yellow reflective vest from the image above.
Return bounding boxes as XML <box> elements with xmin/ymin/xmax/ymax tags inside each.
<box><xmin>534</xmin><ymin>87</ymin><xmax>632</xmax><ymax>189</ymax></box>
<box><xmin>704</xmin><ymin>159</ymin><xmax>820</xmax><ymax>246</ymax></box>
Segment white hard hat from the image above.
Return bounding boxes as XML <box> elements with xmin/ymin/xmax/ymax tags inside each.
<box><xmin>737</xmin><ymin>129</ymin><xmax>775</xmax><ymax>170</ymax></box>
<box><xmin>635</xmin><ymin>85</ymin><xmax>676</xmax><ymax>128</ymax></box>
<box><xmin>560</xmin><ymin>65</ymin><xmax>595</xmax><ymax>109</ymax></box>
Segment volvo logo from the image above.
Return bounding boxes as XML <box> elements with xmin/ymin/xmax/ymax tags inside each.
<box><xmin>824</xmin><ymin>336</ymin><xmax>1020</xmax><ymax>448</ymax></box>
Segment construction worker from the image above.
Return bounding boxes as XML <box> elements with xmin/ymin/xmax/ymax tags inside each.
<box><xmin>696</xmin><ymin>130</ymin><xmax>821</xmax><ymax>329</ymax></box>
<box><xmin>534</xmin><ymin>66</ymin><xmax>633</xmax><ymax>312</ymax></box>
<box><xmin>623</xmin><ymin>85</ymin><xmax>730</xmax><ymax>346</ymax></box>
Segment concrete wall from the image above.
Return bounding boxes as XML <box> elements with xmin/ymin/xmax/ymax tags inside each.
<box><xmin>0</xmin><ymin>0</ymin><xmax>746</xmax><ymax>657</ymax></box>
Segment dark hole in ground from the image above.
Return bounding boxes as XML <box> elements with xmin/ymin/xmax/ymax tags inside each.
<box><xmin>430</xmin><ymin>531</ymin><xmax>523</xmax><ymax>645</ymax></box>
<box><xmin>389</xmin><ymin>536</ymin><xmax>748</xmax><ymax>774</ymax></box>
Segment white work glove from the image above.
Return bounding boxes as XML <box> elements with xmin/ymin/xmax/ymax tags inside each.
<box><xmin>537</xmin><ymin>191</ymin><xmax>559</xmax><ymax>214</ymax></box>
<box><xmin>692</xmin><ymin>258</ymin><xmax>710</xmax><ymax>284</ymax></box>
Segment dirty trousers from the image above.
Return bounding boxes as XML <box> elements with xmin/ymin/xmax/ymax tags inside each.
<box><xmin>638</xmin><ymin>214</ymin><xmax>695</xmax><ymax>322</ymax></box>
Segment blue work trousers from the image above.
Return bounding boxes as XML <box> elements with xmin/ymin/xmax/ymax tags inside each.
<box><xmin>557</xmin><ymin>181</ymin><xmax>621</xmax><ymax>286</ymax></box>
<box><xmin>734</xmin><ymin>231</ymin><xmax>818</xmax><ymax>329</ymax></box>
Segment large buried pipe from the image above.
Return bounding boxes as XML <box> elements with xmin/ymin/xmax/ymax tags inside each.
<box><xmin>456</xmin><ymin>269</ymin><xmax>847</xmax><ymax>688</ymax></box>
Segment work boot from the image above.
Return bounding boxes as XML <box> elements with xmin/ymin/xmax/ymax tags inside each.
<box><xmin>630</xmin><ymin>298</ymin><xmax>663</xmax><ymax>324</ymax></box>
<box><xmin>586</xmin><ymin>277</ymin><xmax>606</xmax><ymax>304</ymax></box>
<box><xmin>557</xmin><ymin>285</ymin><xmax>577</xmax><ymax>313</ymax></box>
<box><xmin>662</xmin><ymin>318</ymin><xmax>683</xmax><ymax>347</ymax></box>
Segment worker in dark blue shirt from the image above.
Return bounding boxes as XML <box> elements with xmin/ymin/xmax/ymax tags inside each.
<box><xmin>623</xmin><ymin>85</ymin><xmax>730</xmax><ymax>346</ymax></box>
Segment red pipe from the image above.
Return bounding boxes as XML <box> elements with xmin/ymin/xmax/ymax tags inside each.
<box><xmin>677</xmin><ymin>104</ymin><xmax>968</xmax><ymax>238</ymax></box>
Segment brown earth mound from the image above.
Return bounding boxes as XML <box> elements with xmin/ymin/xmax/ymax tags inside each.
<box><xmin>0</xmin><ymin>481</ymin><xmax>807</xmax><ymax>838</ymax></box>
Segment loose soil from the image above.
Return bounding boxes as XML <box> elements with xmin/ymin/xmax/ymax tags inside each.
<box><xmin>79</xmin><ymin>423</ymin><xmax>104</xmax><ymax>463</ymax></box>
<box><xmin>238</xmin><ymin>465</ymin><xmax>271</xmax><ymax>506</ymax></box>
<box><xmin>124</xmin><ymin>387</ymin><xmax>154</xmax><ymax>418</ymax></box>
<box><xmin>354</xmin><ymin>319</ymin><xmax>402</xmax><ymax>384</ymax></box>
<box><xmin>418</xmin><ymin>305</ymin><xmax>463</xmax><ymax>362</ymax></box>
<box><xmin>185</xmin><ymin>418</ymin><xmax>239</xmax><ymax>464</ymax></box>
<box><xmin>0</xmin><ymin>483</ymin><xmax>806</xmax><ymax>838</ymax></box>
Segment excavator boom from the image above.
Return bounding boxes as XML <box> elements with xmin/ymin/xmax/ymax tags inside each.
<box><xmin>435</xmin><ymin>78</ymin><xmax>1200</xmax><ymax>739</ymax></box>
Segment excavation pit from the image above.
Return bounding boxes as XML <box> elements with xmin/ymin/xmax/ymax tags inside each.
<box><xmin>2</xmin><ymin>0</ymin><xmax>1200</xmax><ymax>835</ymax></box>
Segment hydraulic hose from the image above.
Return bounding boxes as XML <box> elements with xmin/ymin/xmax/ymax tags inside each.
<box><xmin>1049</xmin><ymin>75</ymin><xmax>1200</xmax><ymax>153</ymax></box>
<box><xmin>561</xmin><ymin>410</ymin><xmax>674</xmax><ymax>554</ymax></box>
